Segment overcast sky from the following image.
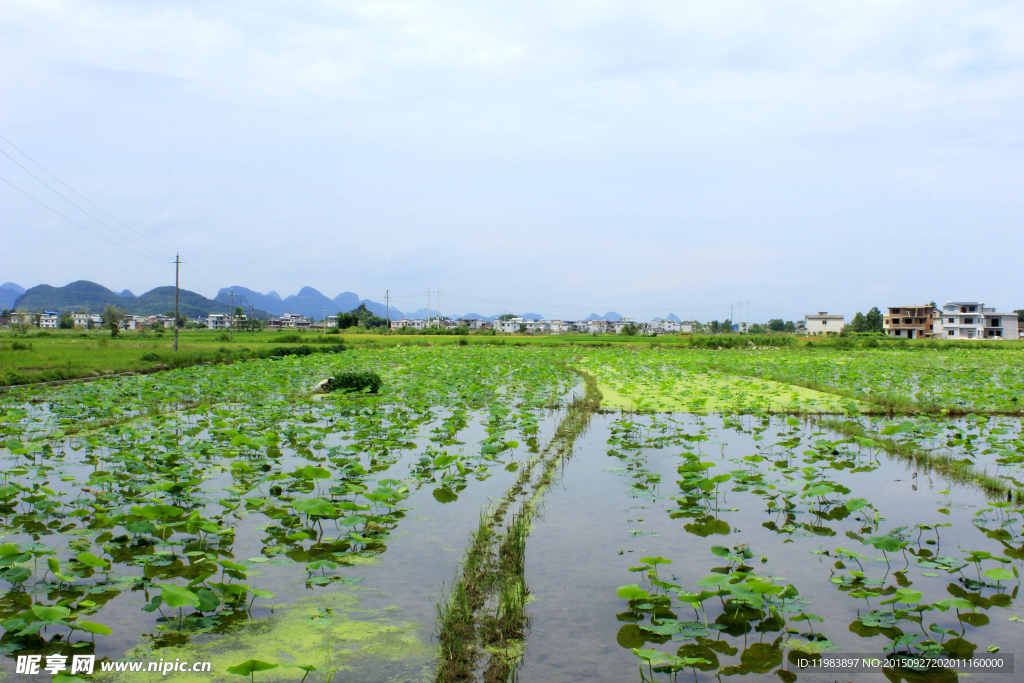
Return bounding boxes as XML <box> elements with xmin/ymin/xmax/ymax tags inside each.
<box><xmin>2</xmin><ymin>1</ymin><xmax>1022</xmax><ymax>321</ymax></box>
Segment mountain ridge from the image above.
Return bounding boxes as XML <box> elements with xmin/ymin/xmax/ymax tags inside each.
<box><xmin>12</xmin><ymin>281</ymin><xmax>267</xmax><ymax>318</ymax></box>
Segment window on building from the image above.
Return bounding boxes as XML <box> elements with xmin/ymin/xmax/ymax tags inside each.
<box><xmin>969</xmin><ymin>306</ymin><xmax>976</xmax><ymax>312</ymax></box>
<box><xmin>964</xmin><ymin>318</ymin><xmax>973</xmax><ymax>324</ymax></box>
<box><xmin>948</xmin><ymin>318</ymin><xmax>954</xmax><ymax>323</ymax></box>
<box><xmin>948</xmin><ymin>330</ymin><xmax>956</xmax><ymax>336</ymax></box>
<box><xmin>990</xmin><ymin>319</ymin><xmax>1001</xmax><ymax>327</ymax></box>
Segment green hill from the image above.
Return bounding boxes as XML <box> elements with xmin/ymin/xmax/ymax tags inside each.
<box><xmin>13</xmin><ymin>281</ymin><xmax>268</xmax><ymax>319</ymax></box>
<box><xmin>13</xmin><ymin>281</ymin><xmax>123</xmax><ymax>313</ymax></box>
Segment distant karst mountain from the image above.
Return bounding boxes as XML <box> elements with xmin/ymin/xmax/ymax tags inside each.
<box><xmin>0</xmin><ymin>282</ymin><xmax>26</xmax><ymax>309</ymax></box>
<box><xmin>216</xmin><ymin>286</ymin><xmax>361</xmax><ymax>319</ymax></box>
<box><xmin>12</xmin><ymin>281</ymin><xmax>265</xmax><ymax>318</ymax></box>
<box><xmin>585</xmin><ymin>311</ymin><xmax>624</xmax><ymax>321</ymax></box>
<box><xmin>10</xmin><ymin>279</ymin><xmax>658</xmax><ymax>324</ymax></box>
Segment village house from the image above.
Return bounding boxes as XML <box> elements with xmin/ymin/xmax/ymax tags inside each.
<box><xmin>804</xmin><ymin>312</ymin><xmax>844</xmax><ymax>336</ymax></box>
<box><xmin>207</xmin><ymin>313</ymin><xmax>231</xmax><ymax>330</ymax></box>
<box><xmin>883</xmin><ymin>305</ymin><xmax>940</xmax><ymax>339</ymax></box>
<box><xmin>494</xmin><ymin>317</ymin><xmax>524</xmax><ymax>333</ymax></box>
<box><xmin>38</xmin><ymin>311</ymin><xmax>61</xmax><ymax>328</ymax></box>
<box><xmin>391</xmin><ymin>318</ymin><xmax>427</xmax><ymax>330</ymax></box>
<box><xmin>940</xmin><ymin>301</ymin><xmax>1019</xmax><ymax>340</ymax></box>
<box><xmin>268</xmin><ymin>313</ymin><xmax>310</xmax><ymax>329</ymax></box>
<box><xmin>119</xmin><ymin>315</ymin><xmax>146</xmax><ymax>330</ymax></box>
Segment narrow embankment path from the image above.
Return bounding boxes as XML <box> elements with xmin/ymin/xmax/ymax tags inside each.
<box><xmin>434</xmin><ymin>372</ymin><xmax>602</xmax><ymax>683</ymax></box>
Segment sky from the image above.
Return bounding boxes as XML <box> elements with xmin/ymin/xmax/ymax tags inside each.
<box><xmin>2</xmin><ymin>0</ymin><xmax>1023</xmax><ymax>322</ymax></box>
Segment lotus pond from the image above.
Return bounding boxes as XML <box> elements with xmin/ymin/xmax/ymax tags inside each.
<box><xmin>0</xmin><ymin>345</ymin><xmax>1021</xmax><ymax>682</ymax></box>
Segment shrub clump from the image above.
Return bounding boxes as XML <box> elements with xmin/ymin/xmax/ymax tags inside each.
<box><xmin>689</xmin><ymin>334</ymin><xmax>794</xmax><ymax>349</ymax></box>
<box><xmin>262</xmin><ymin>343</ymin><xmax>345</xmax><ymax>359</ymax></box>
<box><xmin>140</xmin><ymin>352</ymin><xmax>162</xmax><ymax>362</ymax></box>
<box><xmin>325</xmin><ymin>371</ymin><xmax>382</xmax><ymax>393</ymax></box>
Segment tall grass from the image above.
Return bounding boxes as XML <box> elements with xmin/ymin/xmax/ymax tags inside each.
<box><xmin>433</xmin><ymin>370</ymin><xmax>602</xmax><ymax>683</ymax></box>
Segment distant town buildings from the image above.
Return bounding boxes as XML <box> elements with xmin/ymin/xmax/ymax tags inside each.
<box><xmin>3</xmin><ymin>300</ymin><xmax>1018</xmax><ymax>339</ymax></box>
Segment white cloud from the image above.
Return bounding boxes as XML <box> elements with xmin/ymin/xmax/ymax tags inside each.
<box><xmin>2</xmin><ymin>0</ymin><xmax>1023</xmax><ymax>319</ymax></box>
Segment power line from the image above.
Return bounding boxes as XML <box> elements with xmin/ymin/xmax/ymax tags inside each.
<box><xmin>0</xmin><ymin>175</ymin><xmax>170</xmax><ymax>262</ymax></box>
<box><xmin>0</xmin><ymin>134</ymin><xmax>174</xmax><ymax>252</ymax></box>
<box><xmin>0</xmin><ymin>148</ymin><xmax>172</xmax><ymax>260</ymax></box>
<box><xmin>183</xmin><ymin>261</ymin><xmax>219</xmax><ymax>296</ymax></box>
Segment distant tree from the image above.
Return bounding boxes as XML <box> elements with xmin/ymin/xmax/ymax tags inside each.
<box><xmin>721</xmin><ymin>319</ymin><xmax>733</xmax><ymax>334</ymax></box>
<box><xmin>351</xmin><ymin>303</ymin><xmax>387</xmax><ymax>329</ymax></box>
<box><xmin>498</xmin><ymin>313</ymin><xmax>517</xmax><ymax>321</ymax></box>
<box><xmin>748</xmin><ymin>323</ymin><xmax>766</xmax><ymax>334</ymax></box>
<box><xmin>335</xmin><ymin>311</ymin><xmax>359</xmax><ymax>329</ymax></box>
<box><xmin>1016</xmin><ymin>309</ymin><xmax>1024</xmax><ymax>324</ymax></box>
<box><xmin>849</xmin><ymin>312</ymin><xmax>867</xmax><ymax>333</ymax></box>
<box><xmin>101</xmin><ymin>304</ymin><xmax>125</xmax><ymax>337</ymax></box>
<box><xmin>58</xmin><ymin>312</ymin><xmax>75</xmax><ymax>329</ymax></box>
<box><xmin>518</xmin><ymin>323</ymin><xmax>527</xmax><ymax>333</ymax></box>
<box><xmin>767</xmin><ymin>319</ymin><xmax>785</xmax><ymax>332</ymax></box>
<box><xmin>784</xmin><ymin>321</ymin><xmax>797</xmax><ymax>333</ymax></box>
<box><xmin>865</xmin><ymin>307</ymin><xmax>884</xmax><ymax>333</ymax></box>
<box><xmin>708</xmin><ymin>320</ymin><xmax>720</xmax><ymax>334</ymax></box>
<box><xmin>620</xmin><ymin>323</ymin><xmax>640</xmax><ymax>336</ymax></box>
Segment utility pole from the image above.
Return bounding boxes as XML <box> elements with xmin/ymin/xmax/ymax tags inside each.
<box><xmin>229</xmin><ymin>290</ymin><xmax>234</xmax><ymax>343</ymax></box>
<box><xmin>436</xmin><ymin>287</ymin><xmax>441</xmax><ymax>328</ymax></box>
<box><xmin>174</xmin><ymin>254</ymin><xmax>180</xmax><ymax>352</ymax></box>
<box><xmin>426</xmin><ymin>289</ymin><xmax>431</xmax><ymax>328</ymax></box>
<box><xmin>385</xmin><ymin>290</ymin><xmax>390</xmax><ymax>335</ymax></box>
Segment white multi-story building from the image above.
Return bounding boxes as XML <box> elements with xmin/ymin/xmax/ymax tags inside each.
<box><xmin>939</xmin><ymin>302</ymin><xmax>1019</xmax><ymax>340</ymax></box>
<box><xmin>804</xmin><ymin>312</ymin><xmax>845</xmax><ymax>336</ymax></box>
<box><xmin>39</xmin><ymin>311</ymin><xmax>60</xmax><ymax>328</ymax></box>
<box><xmin>391</xmin><ymin>318</ymin><xmax>427</xmax><ymax>330</ymax></box>
<box><xmin>207</xmin><ymin>313</ymin><xmax>230</xmax><ymax>330</ymax></box>
<box><xmin>494</xmin><ymin>317</ymin><xmax>524</xmax><ymax>333</ymax></box>
<box><xmin>527</xmin><ymin>320</ymin><xmax>551</xmax><ymax>333</ymax></box>
<box><xmin>650</xmin><ymin>320</ymin><xmax>681</xmax><ymax>333</ymax></box>
<box><xmin>72</xmin><ymin>312</ymin><xmax>101</xmax><ymax>327</ymax></box>
<box><xmin>611</xmin><ymin>318</ymin><xmax>634</xmax><ymax>334</ymax></box>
